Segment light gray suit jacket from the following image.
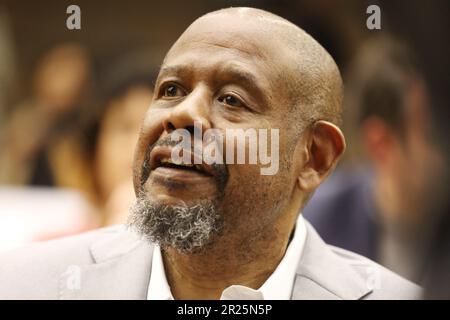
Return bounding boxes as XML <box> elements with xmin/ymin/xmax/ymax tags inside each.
<box><xmin>0</xmin><ymin>221</ymin><xmax>422</xmax><ymax>299</ymax></box>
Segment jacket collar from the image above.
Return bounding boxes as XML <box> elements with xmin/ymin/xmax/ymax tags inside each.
<box><xmin>60</xmin><ymin>222</ymin><xmax>372</xmax><ymax>300</ymax></box>
<box><xmin>60</xmin><ymin>227</ymin><xmax>153</xmax><ymax>300</ymax></box>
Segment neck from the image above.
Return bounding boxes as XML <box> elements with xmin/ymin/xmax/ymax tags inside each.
<box><xmin>162</xmin><ymin>207</ymin><xmax>299</xmax><ymax>300</ymax></box>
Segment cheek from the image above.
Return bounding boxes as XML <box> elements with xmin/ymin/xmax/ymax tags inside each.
<box><xmin>134</xmin><ymin>110</ymin><xmax>166</xmax><ymax>158</ymax></box>
<box><xmin>222</xmin><ymin>127</ymin><xmax>293</xmax><ymax>195</ymax></box>
<box><xmin>223</xmin><ymin>160</ymin><xmax>293</xmax><ymax>213</ymax></box>
<box><xmin>132</xmin><ymin>110</ymin><xmax>166</xmax><ymax>188</ymax></box>
<box><xmin>220</xmin><ymin>166</ymin><xmax>292</xmax><ymax>238</ymax></box>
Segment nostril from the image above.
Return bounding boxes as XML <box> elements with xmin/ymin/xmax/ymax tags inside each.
<box><xmin>165</xmin><ymin>121</ymin><xmax>176</xmax><ymax>132</ymax></box>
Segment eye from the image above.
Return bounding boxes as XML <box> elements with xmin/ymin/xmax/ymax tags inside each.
<box><xmin>161</xmin><ymin>84</ymin><xmax>184</xmax><ymax>98</ymax></box>
<box><xmin>218</xmin><ymin>94</ymin><xmax>245</xmax><ymax>108</ymax></box>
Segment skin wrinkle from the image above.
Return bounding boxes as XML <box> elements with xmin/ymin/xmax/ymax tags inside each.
<box><xmin>128</xmin><ymin>7</ymin><xmax>345</xmax><ymax>299</ymax></box>
<box><xmin>184</xmin><ymin>37</ymin><xmax>262</xmax><ymax>59</ymax></box>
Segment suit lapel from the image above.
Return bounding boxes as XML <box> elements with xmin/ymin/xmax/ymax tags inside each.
<box><xmin>59</xmin><ymin>221</ymin><xmax>372</xmax><ymax>299</ymax></box>
<box><xmin>292</xmin><ymin>221</ymin><xmax>372</xmax><ymax>300</ymax></box>
<box><xmin>60</xmin><ymin>227</ymin><xmax>154</xmax><ymax>300</ymax></box>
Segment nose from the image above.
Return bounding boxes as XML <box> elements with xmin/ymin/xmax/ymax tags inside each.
<box><xmin>162</xmin><ymin>87</ymin><xmax>212</xmax><ymax>134</ymax></box>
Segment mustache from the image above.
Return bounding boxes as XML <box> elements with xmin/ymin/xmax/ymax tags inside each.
<box><xmin>140</xmin><ymin>135</ymin><xmax>229</xmax><ymax>191</ymax></box>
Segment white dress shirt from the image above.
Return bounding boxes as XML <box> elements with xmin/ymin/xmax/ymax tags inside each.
<box><xmin>147</xmin><ymin>214</ymin><xmax>307</xmax><ymax>300</ymax></box>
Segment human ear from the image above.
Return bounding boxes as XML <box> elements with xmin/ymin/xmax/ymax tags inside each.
<box><xmin>297</xmin><ymin>120</ymin><xmax>346</xmax><ymax>192</ymax></box>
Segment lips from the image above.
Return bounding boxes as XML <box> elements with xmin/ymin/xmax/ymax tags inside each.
<box><xmin>149</xmin><ymin>146</ymin><xmax>213</xmax><ymax>178</ymax></box>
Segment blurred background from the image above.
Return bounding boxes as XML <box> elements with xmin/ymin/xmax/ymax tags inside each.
<box><xmin>0</xmin><ymin>0</ymin><xmax>448</xmax><ymax>297</ymax></box>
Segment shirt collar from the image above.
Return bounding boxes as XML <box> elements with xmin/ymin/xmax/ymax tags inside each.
<box><xmin>147</xmin><ymin>214</ymin><xmax>307</xmax><ymax>300</ymax></box>
<box><xmin>147</xmin><ymin>243</ymin><xmax>173</xmax><ymax>300</ymax></box>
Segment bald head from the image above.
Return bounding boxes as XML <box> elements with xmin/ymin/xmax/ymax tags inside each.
<box><xmin>166</xmin><ymin>7</ymin><xmax>343</xmax><ymax>128</ymax></box>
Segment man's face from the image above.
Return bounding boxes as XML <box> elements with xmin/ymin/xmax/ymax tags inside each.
<box><xmin>130</xmin><ymin>15</ymin><xmax>303</xmax><ymax>252</ymax></box>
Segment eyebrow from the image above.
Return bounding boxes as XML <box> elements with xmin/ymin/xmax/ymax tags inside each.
<box><xmin>156</xmin><ymin>65</ymin><xmax>192</xmax><ymax>84</ymax></box>
<box><xmin>221</xmin><ymin>65</ymin><xmax>270</xmax><ymax>111</ymax></box>
<box><xmin>157</xmin><ymin>63</ymin><xmax>270</xmax><ymax>110</ymax></box>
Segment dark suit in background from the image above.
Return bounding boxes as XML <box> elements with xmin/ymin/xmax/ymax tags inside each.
<box><xmin>303</xmin><ymin>166</ymin><xmax>378</xmax><ymax>261</ymax></box>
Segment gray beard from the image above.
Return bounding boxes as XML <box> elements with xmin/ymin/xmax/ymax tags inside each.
<box><xmin>127</xmin><ymin>195</ymin><xmax>223</xmax><ymax>254</ymax></box>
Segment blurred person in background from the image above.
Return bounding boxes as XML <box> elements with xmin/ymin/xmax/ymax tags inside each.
<box><xmin>0</xmin><ymin>42</ymin><xmax>95</xmax><ymax>194</ymax></box>
<box><xmin>0</xmin><ymin>46</ymin><xmax>156</xmax><ymax>248</ymax></box>
<box><xmin>422</xmin><ymin>76</ymin><xmax>450</xmax><ymax>298</ymax></box>
<box><xmin>0</xmin><ymin>5</ymin><xmax>17</xmax><ymax>127</ymax></box>
<box><xmin>87</xmin><ymin>53</ymin><xmax>156</xmax><ymax>226</ymax></box>
<box><xmin>402</xmin><ymin>0</ymin><xmax>450</xmax><ymax>298</ymax></box>
<box><xmin>0</xmin><ymin>42</ymin><xmax>99</xmax><ymax>246</ymax></box>
<box><xmin>303</xmin><ymin>36</ymin><xmax>445</xmax><ymax>283</ymax></box>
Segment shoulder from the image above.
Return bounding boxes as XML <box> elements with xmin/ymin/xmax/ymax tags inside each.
<box><xmin>328</xmin><ymin>245</ymin><xmax>422</xmax><ymax>299</ymax></box>
<box><xmin>296</xmin><ymin>220</ymin><xmax>422</xmax><ymax>300</ymax></box>
<box><xmin>0</xmin><ymin>226</ymin><xmax>123</xmax><ymax>266</ymax></box>
<box><xmin>0</xmin><ymin>226</ymin><xmax>133</xmax><ymax>299</ymax></box>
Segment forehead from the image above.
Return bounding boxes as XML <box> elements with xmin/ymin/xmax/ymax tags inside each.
<box><xmin>168</xmin><ymin>13</ymin><xmax>279</xmax><ymax>58</ymax></box>
<box><xmin>161</xmin><ymin>14</ymin><xmax>289</xmax><ymax>87</ymax></box>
